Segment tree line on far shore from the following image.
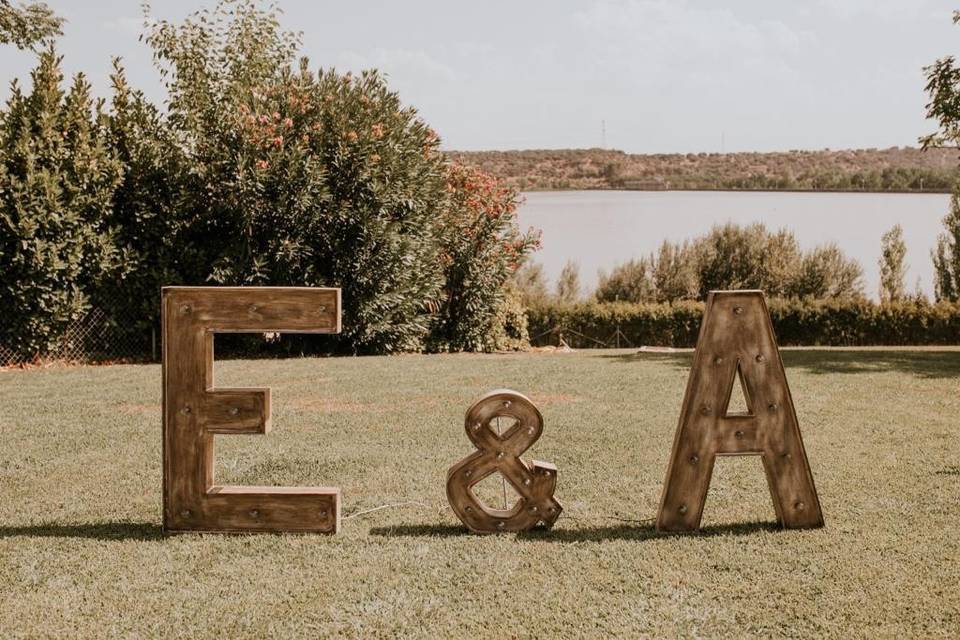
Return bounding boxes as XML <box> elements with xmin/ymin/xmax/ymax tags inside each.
<box><xmin>448</xmin><ymin>147</ymin><xmax>960</xmax><ymax>193</ymax></box>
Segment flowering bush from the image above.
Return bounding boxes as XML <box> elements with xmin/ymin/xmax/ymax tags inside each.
<box><xmin>138</xmin><ymin>1</ymin><xmax>528</xmax><ymax>353</ymax></box>
<box><xmin>430</xmin><ymin>163</ymin><xmax>540</xmax><ymax>351</ymax></box>
<box><xmin>139</xmin><ymin>3</ymin><xmax>446</xmax><ymax>353</ymax></box>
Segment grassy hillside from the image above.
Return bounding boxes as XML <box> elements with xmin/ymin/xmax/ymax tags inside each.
<box><xmin>2</xmin><ymin>349</ymin><xmax>958</xmax><ymax>637</ymax></box>
<box><xmin>449</xmin><ymin>146</ymin><xmax>960</xmax><ymax>192</ymax></box>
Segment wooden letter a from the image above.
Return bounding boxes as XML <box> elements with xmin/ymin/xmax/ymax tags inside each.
<box><xmin>656</xmin><ymin>291</ymin><xmax>823</xmax><ymax>532</ymax></box>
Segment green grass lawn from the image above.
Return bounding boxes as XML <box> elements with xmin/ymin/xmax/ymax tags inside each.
<box><xmin>1</xmin><ymin>348</ymin><xmax>958</xmax><ymax>638</ymax></box>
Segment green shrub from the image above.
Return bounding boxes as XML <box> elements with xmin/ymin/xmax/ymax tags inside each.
<box><xmin>529</xmin><ymin>301</ymin><xmax>702</xmax><ymax>348</ymax></box>
<box><xmin>694</xmin><ymin>223</ymin><xmax>803</xmax><ymax>298</ymax></box>
<box><xmin>484</xmin><ymin>283</ymin><xmax>530</xmax><ymax>351</ymax></box>
<box><xmin>595</xmin><ymin>257</ymin><xmax>656</xmax><ymax>303</ymax></box>
<box><xmin>528</xmin><ymin>298</ymin><xmax>960</xmax><ymax>348</ymax></box>
<box><xmin>652</xmin><ymin>239</ymin><xmax>698</xmax><ymax>302</ymax></box>
<box><xmin>0</xmin><ymin>50</ymin><xmax>121</xmax><ymax>358</ymax></box>
<box><xmin>789</xmin><ymin>243</ymin><xmax>864</xmax><ymax>299</ymax></box>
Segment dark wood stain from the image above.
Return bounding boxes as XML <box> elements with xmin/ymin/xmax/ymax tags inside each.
<box><xmin>162</xmin><ymin>287</ymin><xmax>342</xmax><ymax>534</ymax></box>
<box><xmin>656</xmin><ymin>290</ymin><xmax>824</xmax><ymax>532</ymax></box>
<box><xmin>447</xmin><ymin>390</ymin><xmax>562</xmax><ymax>533</ymax></box>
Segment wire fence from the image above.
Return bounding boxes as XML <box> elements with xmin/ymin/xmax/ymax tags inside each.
<box><xmin>0</xmin><ymin>305</ymin><xmax>155</xmax><ymax>367</ymax></box>
<box><xmin>529</xmin><ymin>324</ymin><xmax>636</xmax><ymax>349</ymax></box>
<box><xmin>0</xmin><ymin>318</ymin><xmax>636</xmax><ymax>368</ymax></box>
<box><xmin>0</xmin><ymin>295</ymin><xmax>339</xmax><ymax>367</ymax></box>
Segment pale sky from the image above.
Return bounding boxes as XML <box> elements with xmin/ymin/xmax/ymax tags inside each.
<box><xmin>2</xmin><ymin>0</ymin><xmax>959</xmax><ymax>153</ymax></box>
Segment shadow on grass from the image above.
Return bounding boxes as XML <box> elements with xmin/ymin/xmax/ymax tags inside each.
<box><xmin>0</xmin><ymin>521</ymin><xmax>163</xmax><ymax>541</ymax></box>
<box><xmin>370</xmin><ymin>520</ymin><xmax>781</xmax><ymax>542</ymax></box>
<box><xmin>600</xmin><ymin>350</ymin><xmax>960</xmax><ymax>379</ymax></box>
<box><xmin>369</xmin><ymin>523</ymin><xmax>474</xmax><ymax>538</ymax></box>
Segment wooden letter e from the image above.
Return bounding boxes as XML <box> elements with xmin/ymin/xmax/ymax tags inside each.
<box><xmin>162</xmin><ymin>287</ymin><xmax>341</xmax><ymax>534</ymax></box>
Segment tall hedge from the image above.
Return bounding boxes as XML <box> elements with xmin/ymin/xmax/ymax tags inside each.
<box><xmin>528</xmin><ymin>298</ymin><xmax>960</xmax><ymax>348</ymax></box>
<box><xmin>0</xmin><ymin>50</ymin><xmax>121</xmax><ymax>357</ymax></box>
<box><xmin>94</xmin><ymin>60</ymin><xmax>185</xmax><ymax>340</ymax></box>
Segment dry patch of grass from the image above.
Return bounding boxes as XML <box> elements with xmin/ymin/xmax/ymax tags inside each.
<box><xmin>117</xmin><ymin>403</ymin><xmax>160</xmax><ymax>415</ymax></box>
<box><xmin>528</xmin><ymin>392</ymin><xmax>582</xmax><ymax>406</ymax></box>
<box><xmin>1</xmin><ymin>349</ymin><xmax>958</xmax><ymax>638</ymax></box>
<box><xmin>287</xmin><ymin>397</ymin><xmax>367</xmax><ymax>413</ymax></box>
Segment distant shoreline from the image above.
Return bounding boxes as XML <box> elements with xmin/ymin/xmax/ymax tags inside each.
<box><xmin>450</xmin><ymin>146</ymin><xmax>960</xmax><ymax>195</ymax></box>
<box><xmin>517</xmin><ymin>186</ymin><xmax>953</xmax><ymax>194</ymax></box>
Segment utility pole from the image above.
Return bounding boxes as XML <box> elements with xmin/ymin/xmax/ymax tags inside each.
<box><xmin>602</xmin><ymin>119</ymin><xmax>606</xmax><ymax>149</ymax></box>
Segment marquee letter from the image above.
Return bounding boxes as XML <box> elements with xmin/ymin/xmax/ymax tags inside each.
<box><xmin>656</xmin><ymin>290</ymin><xmax>823</xmax><ymax>532</ymax></box>
<box><xmin>162</xmin><ymin>286</ymin><xmax>341</xmax><ymax>534</ymax></box>
<box><xmin>446</xmin><ymin>390</ymin><xmax>562</xmax><ymax>533</ymax></box>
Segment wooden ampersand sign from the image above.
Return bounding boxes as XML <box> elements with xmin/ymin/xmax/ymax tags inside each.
<box><xmin>656</xmin><ymin>290</ymin><xmax>823</xmax><ymax>532</ymax></box>
<box><xmin>447</xmin><ymin>390</ymin><xmax>562</xmax><ymax>533</ymax></box>
<box><xmin>162</xmin><ymin>286</ymin><xmax>341</xmax><ymax>534</ymax></box>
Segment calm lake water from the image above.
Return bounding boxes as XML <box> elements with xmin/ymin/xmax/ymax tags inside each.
<box><xmin>517</xmin><ymin>190</ymin><xmax>950</xmax><ymax>300</ymax></box>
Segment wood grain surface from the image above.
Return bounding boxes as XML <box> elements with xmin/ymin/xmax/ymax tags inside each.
<box><xmin>446</xmin><ymin>389</ymin><xmax>562</xmax><ymax>533</ymax></box>
<box><xmin>162</xmin><ymin>287</ymin><xmax>342</xmax><ymax>534</ymax></box>
<box><xmin>656</xmin><ymin>290</ymin><xmax>824</xmax><ymax>532</ymax></box>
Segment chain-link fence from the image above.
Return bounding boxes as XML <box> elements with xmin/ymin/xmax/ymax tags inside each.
<box><xmin>0</xmin><ymin>297</ymin><xmax>345</xmax><ymax>367</ymax></box>
<box><xmin>0</xmin><ymin>304</ymin><xmax>156</xmax><ymax>367</ymax></box>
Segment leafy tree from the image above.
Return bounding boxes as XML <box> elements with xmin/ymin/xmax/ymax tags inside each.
<box><xmin>595</xmin><ymin>257</ymin><xmax>656</xmax><ymax>303</ymax></box>
<box><xmin>0</xmin><ymin>49</ymin><xmax>121</xmax><ymax>357</ymax></box>
<box><xmin>879</xmin><ymin>224</ymin><xmax>907</xmax><ymax>302</ymax></box>
<box><xmin>921</xmin><ymin>11</ymin><xmax>960</xmax><ymax>149</ymax></box>
<box><xmin>922</xmin><ymin>11</ymin><xmax>960</xmax><ymax>301</ymax></box>
<box><xmin>932</xmin><ymin>189</ymin><xmax>960</xmax><ymax>301</ymax></box>
<box><xmin>556</xmin><ymin>260</ymin><xmax>581</xmax><ymax>303</ymax></box>
<box><xmin>0</xmin><ymin>0</ymin><xmax>61</xmax><ymax>50</ymax></box>
<box><xmin>95</xmin><ymin>59</ymin><xmax>187</xmax><ymax>337</ymax></box>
